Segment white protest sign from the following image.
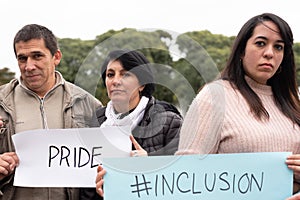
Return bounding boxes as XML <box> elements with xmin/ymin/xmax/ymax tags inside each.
<box><xmin>12</xmin><ymin>126</ymin><xmax>131</xmax><ymax>187</ymax></box>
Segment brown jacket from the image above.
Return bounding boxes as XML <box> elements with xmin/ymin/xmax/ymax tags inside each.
<box><xmin>0</xmin><ymin>77</ymin><xmax>102</xmax><ymax>200</ymax></box>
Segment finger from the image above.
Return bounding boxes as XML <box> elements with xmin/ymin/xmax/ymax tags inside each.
<box><xmin>96</xmin><ymin>172</ymin><xmax>106</xmax><ymax>183</ymax></box>
<box><xmin>0</xmin><ymin>157</ymin><xmax>13</xmax><ymax>177</ymax></box>
<box><xmin>287</xmin><ymin>154</ymin><xmax>300</xmax><ymax>160</ymax></box>
<box><xmin>286</xmin><ymin>193</ymin><xmax>300</xmax><ymax>200</ymax></box>
<box><xmin>97</xmin><ymin>165</ymin><xmax>103</xmax><ymax>173</ymax></box>
<box><xmin>95</xmin><ymin>167</ymin><xmax>106</xmax><ymax>183</ymax></box>
<box><xmin>287</xmin><ymin>165</ymin><xmax>300</xmax><ymax>175</ymax></box>
<box><xmin>0</xmin><ymin>155</ymin><xmax>14</xmax><ymax>170</ymax></box>
<box><xmin>130</xmin><ymin>150</ymin><xmax>138</xmax><ymax>157</ymax></box>
<box><xmin>0</xmin><ymin>153</ymin><xmax>19</xmax><ymax>170</ymax></box>
<box><xmin>96</xmin><ymin>179</ymin><xmax>105</xmax><ymax>197</ymax></box>
<box><xmin>130</xmin><ymin>149</ymin><xmax>148</xmax><ymax>157</ymax></box>
<box><xmin>130</xmin><ymin>135</ymin><xmax>142</xmax><ymax>150</ymax></box>
<box><xmin>0</xmin><ymin>165</ymin><xmax>9</xmax><ymax>176</ymax></box>
<box><xmin>12</xmin><ymin>154</ymin><xmax>19</xmax><ymax>167</ymax></box>
<box><xmin>8</xmin><ymin>152</ymin><xmax>19</xmax><ymax>167</ymax></box>
<box><xmin>3</xmin><ymin>152</ymin><xmax>18</xmax><ymax>159</ymax></box>
<box><xmin>286</xmin><ymin>159</ymin><xmax>300</xmax><ymax>166</ymax></box>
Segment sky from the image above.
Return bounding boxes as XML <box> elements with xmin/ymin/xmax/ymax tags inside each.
<box><xmin>1</xmin><ymin>0</ymin><xmax>299</xmax><ymax>76</ymax></box>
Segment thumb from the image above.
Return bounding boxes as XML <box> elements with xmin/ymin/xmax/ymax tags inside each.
<box><xmin>130</xmin><ymin>135</ymin><xmax>142</xmax><ymax>150</ymax></box>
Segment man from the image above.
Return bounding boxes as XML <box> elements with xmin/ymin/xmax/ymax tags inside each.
<box><xmin>0</xmin><ymin>24</ymin><xmax>102</xmax><ymax>200</ymax></box>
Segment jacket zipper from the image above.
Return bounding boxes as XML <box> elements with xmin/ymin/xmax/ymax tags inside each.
<box><xmin>39</xmin><ymin>98</ymin><xmax>48</xmax><ymax>129</ymax></box>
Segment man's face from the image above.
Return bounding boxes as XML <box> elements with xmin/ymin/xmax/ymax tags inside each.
<box><xmin>15</xmin><ymin>38</ymin><xmax>61</xmax><ymax>97</ymax></box>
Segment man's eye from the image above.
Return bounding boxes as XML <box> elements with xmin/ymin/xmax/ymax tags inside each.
<box><xmin>17</xmin><ymin>56</ymin><xmax>27</xmax><ymax>62</ymax></box>
<box><xmin>33</xmin><ymin>54</ymin><xmax>43</xmax><ymax>59</ymax></box>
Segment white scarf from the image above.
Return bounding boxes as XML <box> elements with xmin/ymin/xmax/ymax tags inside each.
<box><xmin>101</xmin><ymin>96</ymin><xmax>149</xmax><ymax>131</ymax></box>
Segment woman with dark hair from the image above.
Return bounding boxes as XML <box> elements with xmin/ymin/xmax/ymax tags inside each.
<box><xmin>176</xmin><ymin>13</ymin><xmax>300</xmax><ymax>194</ymax></box>
<box><xmin>98</xmin><ymin>49</ymin><xmax>182</xmax><ymax>156</ymax></box>
<box><xmin>81</xmin><ymin>49</ymin><xmax>182</xmax><ymax>199</ymax></box>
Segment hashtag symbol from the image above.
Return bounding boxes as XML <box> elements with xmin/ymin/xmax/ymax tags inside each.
<box><xmin>130</xmin><ymin>174</ymin><xmax>152</xmax><ymax>198</ymax></box>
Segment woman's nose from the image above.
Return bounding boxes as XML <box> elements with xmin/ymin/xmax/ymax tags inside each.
<box><xmin>112</xmin><ymin>75</ymin><xmax>122</xmax><ymax>85</ymax></box>
<box><xmin>263</xmin><ymin>45</ymin><xmax>274</xmax><ymax>59</ymax></box>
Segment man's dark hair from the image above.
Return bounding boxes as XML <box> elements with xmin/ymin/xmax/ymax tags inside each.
<box><xmin>13</xmin><ymin>24</ymin><xmax>58</xmax><ymax>56</ymax></box>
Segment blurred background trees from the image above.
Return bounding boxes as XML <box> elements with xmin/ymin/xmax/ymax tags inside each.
<box><xmin>2</xmin><ymin>29</ymin><xmax>300</xmax><ymax>114</ymax></box>
<box><xmin>0</xmin><ymin>67</ymin><xmax>15</xmax><ymax>85</ymax></box>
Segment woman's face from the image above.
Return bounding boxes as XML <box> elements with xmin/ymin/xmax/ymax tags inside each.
<box><xmin>242</xmin><ymin>20</ymin><xmax>284</xmax><ymax>84</ymax></box>
<box><xmin>105</xmin><ymin>60</ymin><xmax>144</xmax><ymax>112</ymax></box>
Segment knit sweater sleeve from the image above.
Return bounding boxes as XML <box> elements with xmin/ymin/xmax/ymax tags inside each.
<box><xmin>176</xmin><ymin>81</ymin><xmax>225</xmax><ymax>155</ymax></box>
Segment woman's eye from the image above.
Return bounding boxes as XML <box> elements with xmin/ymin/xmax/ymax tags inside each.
<box><xmin>106</xmin><ymin>73</ymin><xmax>114</xmax><ymax>78</ymax></box>
<box><xmin>275</xmin><ymin>44</ymin><xmax>284</xmax><ymax>51</ymax></box>
<box><xmin>255</xmin><ymin>41</ymin><xmax>265</xmax><ymax>47</ymax></box>
<box><xmin>123</xmin><ymin>72</ymin><xmax>131</xmax><ymax>77</ymax></box>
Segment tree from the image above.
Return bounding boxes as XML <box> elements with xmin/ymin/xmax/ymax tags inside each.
<box><xmin>0</xmin><ymin>67</ymin><xmax>15</xmax><ymax>85</ymax></box>
<box><xmin>56</xmin><ymin>28</ymin><xmax>300</xmax><ymax>107</ymax></box>
<box><xmin>57</xmin><ymin>38</ymin><xmax>95</xmax><ymax>83</ymax></box>
<box><xmin>293</xmin><ymin>43</ymin><xmax>300</xmax><ymax>85</ymax></box>
<box><xmin>74</xmin><ymin>28</ymin><xmax>176</xmax><ymax>105</ymax></box>
<box><xmin>181</xmin><ymin>30</ymin><xmax>234</xmax><ymax>70</ymax></box>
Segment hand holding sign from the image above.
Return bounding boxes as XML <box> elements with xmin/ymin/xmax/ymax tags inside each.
<box><xmin>287</xmin><ymin>193</ymin><xmax>300</xmax><ymax>200</ymax></box>
<box><xmin>0</xmin><ymin>152</ymin><xmax>19</xmax><ymax>181</ymax></box>
<box><xmin>96</xmin><ymin>165</ymin><xmax>106</xmax><ymax>197</ymax></box>
<box><xmin>96</xmin><ymin>134</ymin><xmax>147</xmax><ymax>197</ymax></box>
<box><xmin>102</xmin><ymin>152</ymin><xmax>293</xmax><ymax>200</ymax></box>
<box><xmin>286</xmin><ymin>154</ymin><xmax>300</xmax><ymax>181</ymax></box>
<box><xmin>130</xmin><ymin>135</ymin><xmax>147</xmax><ymax>157</ymax></box>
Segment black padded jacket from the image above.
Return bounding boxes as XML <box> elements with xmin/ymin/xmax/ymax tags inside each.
<box><xmin>96</xmin><ymin>96</ymin><xmax>182</xmax><ymax>155</ymax></box>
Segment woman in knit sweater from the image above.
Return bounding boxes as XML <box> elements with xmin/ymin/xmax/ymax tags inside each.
<box><xmin>176</xmin><ymin>13</ymin><xmax>300</xmax><ymax>194</ymax></box>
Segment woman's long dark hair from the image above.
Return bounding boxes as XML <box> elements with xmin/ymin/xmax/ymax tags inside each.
<box><xmin>221</xmin><ymin>13</ymin><xmax>300</xmax><ymax>125</ymax></box>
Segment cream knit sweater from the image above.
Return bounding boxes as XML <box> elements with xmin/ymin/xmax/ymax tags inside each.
<box><xmin>176</xmin><ymin>76</ymin><xmax>300</xmax><ymax>155</ymax></box>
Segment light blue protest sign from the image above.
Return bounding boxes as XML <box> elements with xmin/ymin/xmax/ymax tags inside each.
<box><xmin>102</xmin><ymin>152</ymin><xmax>292</xmax><ymax>200</ymax></box>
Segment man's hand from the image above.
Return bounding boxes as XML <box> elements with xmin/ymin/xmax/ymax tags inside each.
<box><xmin>0</xmin><ymin>152</ymin><xmax>19</xmax><ymax>181</ymax></box>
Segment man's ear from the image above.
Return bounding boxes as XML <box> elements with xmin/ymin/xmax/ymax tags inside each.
<box><xmin>54</xmin><ymin>49</ymin><xmax>62</xmax><ymax>66</ymax></box>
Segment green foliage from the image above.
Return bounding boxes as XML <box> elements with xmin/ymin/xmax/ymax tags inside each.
<box><xmin>0</xmin><ymin>67</ymin><xmax>15</xmax><ymax>85</ymax></box>
<box><xmin>174</xmin><ymin>30</ymin><xmax>223</xmax><ymax>106</ymax></box>
<box><xmin>74</xmin><ymin>28</ymin><xmax>175</xmax><ymax>105</ymax></box>
<box><xmin>179</xmin><ymin>30</ymin><xmax>234</xmax><ymax>72</ymax></box>
<box><xmin>57</xmin><ymin>38</ymin><xmax>95</xmax><ymax>83</ymax></box>
<box><xmin>2</xmin><ymin>28</ymin><xmax>300</xmax><ymax>107</ymax></box>
<box><xmin>293</xmin><ymin>43</ymin><xmax>300</xmax><ymax>85</ymax></box>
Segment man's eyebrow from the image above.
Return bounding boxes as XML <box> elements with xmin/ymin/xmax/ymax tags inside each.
<box><xmin>17</xmin><ymin>51</ymin><xmax>43</xmax><ymax>57</ymax></box>
<box><xmin>31</xmin><ymin>51</ymin><xmax>44</xmax><ymax>54</ymax></box>
<box><xmin>17</xmin><ymin>54</ymin><xmax>26</xmax><ymax>58</ymax></box>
